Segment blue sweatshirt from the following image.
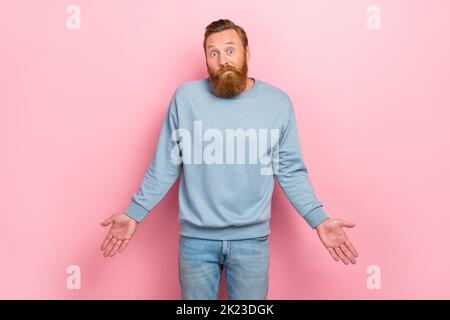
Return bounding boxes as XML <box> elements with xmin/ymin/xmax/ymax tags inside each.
<box><xmin>124</xmin><ymin>77</ymin><xmax>329</xmax><ymax>240</ymax></box>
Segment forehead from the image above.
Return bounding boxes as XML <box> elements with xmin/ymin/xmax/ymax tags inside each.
<box><xmin>205</xmin><ymin>29</ymin><xmax>243</xmax><ymax>49</ymax></box>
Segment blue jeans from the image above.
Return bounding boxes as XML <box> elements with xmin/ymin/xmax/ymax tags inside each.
<box><xmin>178</xmin><ymin>234</ymin><xmax>270</xmax><ymax>300</ymax></box>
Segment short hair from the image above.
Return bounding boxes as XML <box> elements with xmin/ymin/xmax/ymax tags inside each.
<box><xmin>203</xmin><ymin>19</ymin><xmax>248</xmax><ymax>52</ymax></box>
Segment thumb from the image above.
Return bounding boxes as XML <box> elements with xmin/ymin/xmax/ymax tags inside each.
<box><xmin>100</xmin><ymin>217</ymin><xmax>113</xmax><ymax>227</ymax></box>
<box><xmin>340</xmin><ymin>219</ymin><xmax>356</xmax><ymax>228</ymax></box>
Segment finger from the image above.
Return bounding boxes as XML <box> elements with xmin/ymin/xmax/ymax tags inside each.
<box><xmin>100</xmin><ymin>233</ymin><xmax>112</xmax><ymax>251</ymax></box>
<box><xmin>118</xmin><ymin>239</ymin><xmax>129</xmax><ymax>253</ymax></box>
<box><xmin>335</xmin><ymin>247</ymin><xmax>349</xmax><ymax>265</ymax></box>
<box><xmin>328</xmin><ymin>248</ymin><xmax>340</xmax><ymax>262</ymax></box>
<box><xmin>340</xmin><ymin>219</ymin><xmax>356</xmax><ymax>228</ymax></box>
<box><xmin>109</xmin><ymin>240</ymin><xmax>122</xmax><ymax>257</ymax></box>
<box><xmin>340</xmin><ymin>244</ymin><xmax>356</xmax><ymax>264</ymax></box>
<box><xmin>101</xmin><ymin>218</ymin><xmax>113</xmax><ymax>227</ymax></box>
<box><xmin>345</xmin><ymin>240</ymin><xmax>359</xmax><ymax>257</ymax></box>
<box><xmin>103</xmin><ymin>238</ymin><xmax>118</xmax><ymax>257</ymax></box>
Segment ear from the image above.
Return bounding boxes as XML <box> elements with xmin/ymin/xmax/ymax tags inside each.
<box><xmin>246</xmin><ymin>46</ymin><xmax>251</xmax><ymax>63</ymax></box>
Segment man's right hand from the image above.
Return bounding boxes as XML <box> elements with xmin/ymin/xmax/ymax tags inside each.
<box><xmin>100</xmin><ymin>213</ymin><xmax>137</xmax><ymax>257</ymax></box>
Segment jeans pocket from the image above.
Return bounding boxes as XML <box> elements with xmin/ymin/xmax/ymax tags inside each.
<box><xmin>255</xmin><ymin>234</ymin><xmax>270</xmax><ymax>241</ymax></box>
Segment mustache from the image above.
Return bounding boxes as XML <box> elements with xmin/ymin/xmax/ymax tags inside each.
<box><xmin>217</xmin><ymin>65</ymin><xmax>240</xmax><ymax>75</ymax></box>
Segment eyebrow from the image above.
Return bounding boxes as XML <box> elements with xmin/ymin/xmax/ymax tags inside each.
<box><xmin>207</xmin><ymin>41</ymin><xmax>236</xmax><ymax>49</ymax></box>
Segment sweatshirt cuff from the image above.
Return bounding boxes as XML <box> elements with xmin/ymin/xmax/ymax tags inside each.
<box><xmin>303</xmin><ymin>206</ymin><xmax>329</xmax><ymax>229</ymax></box>
<box><xmin>124</xmin><ymin>201</ymin><xmax>149</xmax><ymax>223</ymax></box>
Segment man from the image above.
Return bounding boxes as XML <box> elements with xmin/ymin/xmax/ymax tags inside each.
<box><xmin>100</xmin><ymin>19</ymin><xmax>358</xmax><ymax>300</ymax></box>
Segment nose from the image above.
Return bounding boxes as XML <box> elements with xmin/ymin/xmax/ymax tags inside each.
<box><xmin>219</xmin><ymin>53</ymin><xmax>229</xmax><ymax>68</ymax></box>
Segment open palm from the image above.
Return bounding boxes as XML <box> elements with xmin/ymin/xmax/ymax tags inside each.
<box><xmin>100</xmin><ymin>213</ymin><xmax>137</xmax><ymax>257</ymax></box>
<box><xmin>316</xmin><ymin>218</ymin><xmax>358</xmax><ymax>265</ymax></box>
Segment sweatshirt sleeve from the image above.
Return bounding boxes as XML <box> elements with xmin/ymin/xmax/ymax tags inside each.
<box><xmin>274</xmin><ymin>101</ymin><xmax>329</xmax><ymax>229</ymax></box>
<box><xmin>123</xmin><ymin>92</ymin><xmax>182</xmax><ymax>223</ymax></box>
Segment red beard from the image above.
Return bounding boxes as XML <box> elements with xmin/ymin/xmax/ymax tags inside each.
<box><xmin>207</xmin><ymin>60</ymin><xmax>249</xmax><ymax>98</ymax></box>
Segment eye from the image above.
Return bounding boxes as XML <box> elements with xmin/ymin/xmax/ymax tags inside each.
<box><xmin>210</xmin><ymin>50</ymin><xmax>218</xmax><ymax>57</ymax></box>
<box><xmin>227</xmin><ymin>48</ymin><xmax>234</xmax><ymax>55</ymax></box>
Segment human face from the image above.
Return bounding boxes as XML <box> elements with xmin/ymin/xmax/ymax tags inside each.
<box><xmin>205</xmin><ymin>29</ymin><xmax>250</xmax><ymax>98</ymax></box>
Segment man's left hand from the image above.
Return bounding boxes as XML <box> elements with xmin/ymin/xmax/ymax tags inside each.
<box><xmin>316</xmin><ymin>218</ymin><xmax>359</xmax><ymax>265</ymax></box>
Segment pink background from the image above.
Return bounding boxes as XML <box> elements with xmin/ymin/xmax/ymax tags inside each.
<box><xmin>1</xmin><ymin>0</ymin><xmax>449</xmax><ymax>299</ymax></box>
